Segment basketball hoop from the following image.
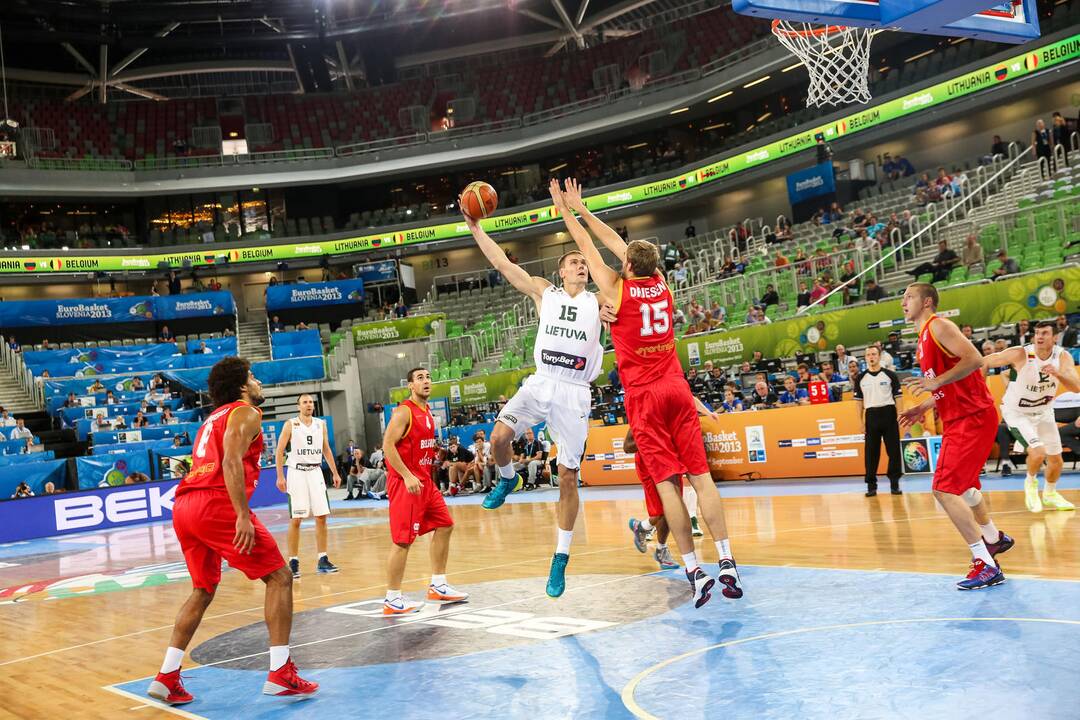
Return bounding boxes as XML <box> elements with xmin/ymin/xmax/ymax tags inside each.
<box><xmin>771</xmin><ymin>19</ymin><xmax>876</xmax><ymax>107</ymax></box>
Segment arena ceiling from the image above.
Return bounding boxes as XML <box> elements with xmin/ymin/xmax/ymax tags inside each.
<box><xmin>0</xmin><ymin>0</ymin><xmax>721</xmax><ymax>100</ymax></box>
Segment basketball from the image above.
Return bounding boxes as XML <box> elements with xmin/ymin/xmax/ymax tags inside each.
<box><xmin>460</xmin><ymin>181</ymin><xmax>498</xmax><ymax>220</ymax></box>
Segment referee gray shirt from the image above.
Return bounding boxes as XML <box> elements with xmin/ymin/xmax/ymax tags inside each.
<box><xmin>853</xmin><ymin>368</ymin><xmax>902</xmax><ymax>408</ymax></box>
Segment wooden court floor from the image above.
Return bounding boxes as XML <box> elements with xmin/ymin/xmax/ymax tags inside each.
<box><xmin>1</xmin><ymin>482</ymin><xmax>1077</xmax><ymax>719</ymax></box>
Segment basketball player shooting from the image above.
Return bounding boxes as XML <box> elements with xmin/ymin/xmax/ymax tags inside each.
<box><xmin>275</xmin><ymin>393</ymin><xmax>342</xmax><ymax>579</ymax></box>
<box><xmin>150</xmin><ymin>358</ymin><xmax>317</xmax><ymax>706</ymax></box>
<box><xmin>551</xmin><ymin>177</ymin><xmax>742</xmax><ymax>608</ymax></box>
<box><xmin>462</xmin><ymin>202</ymin><xmax>604</xmax><ymax>598</ymax></box>
<box><xmin>899</xmin><ymin>284</ymin><xmax>1014</xmax><ymax>590</ymax></box>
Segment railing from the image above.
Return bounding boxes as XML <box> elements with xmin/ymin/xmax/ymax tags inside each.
<box><xmin>236</xmin><ymin>147</ymin><xmax>336</xmax><ymax>165</ymax></box>
<box><xmin>28</xmin><ymin>156</ymin><xmax>134</xmax><ymax>171</ymax></box>
<box><xmin>941</xmin><ymin>192</ymin><xmax>1079</xmax><ymax>260</ymax></box>
<box><xmin>427</xmin><ymin>118</ymin><xmax>523</xmax><ymax>142</ymax></box>
<box><xmin>325</xmin><ymin>335</ymin><xmax>357</xmax><ymax>380</ymax></box>
<box><xmin>0</xmin><ymin>340</ymin><xmax>43</xmax><ymax>410</ymax></box>
<box><xmin>801</xmin><ymin>146</ymin><xmax>1035</xmax><ymax>313</ymax></box>
<box><xmin>336</xmin><ymin>133</ymin><xmax>428</xmax><ymax>157</ymax></box>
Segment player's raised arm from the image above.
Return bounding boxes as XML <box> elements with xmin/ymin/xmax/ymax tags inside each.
<box><xmin>550</xmin><ymin>178</ymin><xmax>620</xmax><ymax>303</ymax></box>
<box><xmin>561</xmin><ymin>177</ymin><xmax>627</xmax><ymax>263</ymax></box>
<box><xmin>462</xmin><ymin>206</ymin><xmax>549</xmax><ymax>302</ymax></box>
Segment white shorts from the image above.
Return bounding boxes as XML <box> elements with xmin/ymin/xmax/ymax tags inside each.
<box><xmin>1002</xmin><ymin>408</ymin><xmax>1062</xmax><ymax>455</ymax></box>
<box><xmin>287</xmin><ymin>466</ymin><xmax>331</xmax><ymax>518</ymax></box>
<box><xmin>497</xmin><ymin>373</ymin><xmax>591</xmax><ymax>471</ymax></box>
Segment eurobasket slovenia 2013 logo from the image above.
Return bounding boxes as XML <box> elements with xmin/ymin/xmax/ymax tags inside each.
<box><xmin>903</xmin><ymin>441</ymin><xmax>930</xmax><ymax>472</ymax></box>
<box><xmin>348</xmin><ymin>290</ymin><xmax>362</xmax><ymax>301</ymax></box>
<box><xmin>991</xmin><ymin>276</ymin><xmax>1074</xmax><ymax>324</ymax></box>
<box><xmin>128</xmin><ymin>301</ymin><xmax>154</xmax><ymax>320</ymax></box>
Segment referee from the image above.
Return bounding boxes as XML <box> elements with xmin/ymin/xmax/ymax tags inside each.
<box><xmin>853</xmin><ymin>345</ymin><xmax>903</xmax><ymax>497</ymax></box>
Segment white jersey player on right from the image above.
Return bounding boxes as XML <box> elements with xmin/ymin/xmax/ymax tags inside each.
<box><xmin>985</xmin><ymin>320</ymin><xmax>1080</xmax><ymax>512</ymax></box>
<box><xmin>462</xmin><ymin>201</ymin><xmax>603</xmax><ymax>599</ymax></box>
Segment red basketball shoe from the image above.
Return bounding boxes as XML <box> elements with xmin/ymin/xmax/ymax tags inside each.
<box><xmin>263</xmin><ymin>658</ymin><xmax>319</xmax><ymax>697</ymax></box>
<box><xmin>147</xmin><ymin>668</ymin><xmax>194</xmax><ymax>706</ymax></box>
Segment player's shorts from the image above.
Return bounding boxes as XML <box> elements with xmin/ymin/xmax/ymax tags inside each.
<box><xmin>637</xmin><ymin>453</ymin><xmax>683</xmax><ymax>518</ymax></box>
<box><xmin>286</xmin><ymin>465</ymin><xmax>330</xmax><ymax>518</ymax></box>
<box><xmin>172</xmin><ymin>489</ymin><xmax>284</xmax><ymax>591</ymax></box>
<box><xmin>933</xmin><ymin>405</ymin><xmax>999</xmax><ymax>495</ymax></box>
<box><xmin>387</xmin><ymin>473</ymin><xmax>453</xmax><ymax>545</ymax></box>
<box><xmin>1002</xmin><ymin>407</ymin><xmax>1062</xmax><ymax>455</ymax></box>
<box><xmin>496</xmin><ymin>372</ymin><xmax>591</xmax><ymax>471</ymax></box>
<box><xmin>624</xmin><ymin>377</ymin><xmax>708</xmax><ymax>484</ymax></box>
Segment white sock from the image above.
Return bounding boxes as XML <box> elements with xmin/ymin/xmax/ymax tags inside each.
<box><xmin>1044</xmin><ymin>481</ymin><xmax>1057</xmax><ymax>494</ymax></box>
<box><xmin>385</xmin><ymin>588</ymin><xmax>402</xmax><ymax>602</ymax></box>
<box><xmin>656</xmin><ymin>542</ymin><xmax>667</xmax><ymax>551</ymax></box>
<box><xmin>683</xmin><ymin>485</ymin><xmax>698</xmax><ymax>517</ymax></box>
<box><xmin>969</xmin><ymin>540</ymin><xmax>996</xmax><ymax>568</ymax></box>
<box><xmin>289</xmin><ymin>556</ymin><xmax>298</xmax><ymax>563</ymax></box>
<box><xmin>682</xmin><ymin>552</ymin><xmax>699</xmax><ymax>571</ymax></box>
<box><xmin>1026</xmin><ymin>474</ymin><xmax>1037</xmax><ymax>484</ymax></box>
<box><xmin>640</xmin><ymin>518</ymin><xmax>654</xmax><ymax>531</ymax></box>
<box><xmin>269</xmin><ymin>645</ymin><xmax>290</xmax><ymax>671</ymax></box>
<box><xmin>498</xmin><ymin>462</ymin><xmax>515</xmax><ymax>480</ymax></box>
<box><xmin>431</xmin><ymin>574</ymin><xmax>447</xmax><ymax>588</ymax></box>
<box><xmin>715</xmin><ymin>538</ymin><xmax>732</xmax><ymax>561</ymax></box>
<box><xmin>556</xmin><ymin>528</ymin><xmax>573</xmax><ymax>555</ymax></box>
<box><xmin>317</xmin><ymin>552</ymin><xmax>327</xmax><ymax>560</ymax></box>
<box><xmin>979</xmin><ymin>521</ymin><xmax>999</xmax><ymax>543</ymax></box>
<box><xmin>160</xmin><ymin>646</ymin><xmax>184</xmax><ymax>674</ymax></box>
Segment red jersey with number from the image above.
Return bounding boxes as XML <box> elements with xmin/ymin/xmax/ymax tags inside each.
<box><xmin>176</xmin><ymin>400</ymin><xmax>264</xmax><ymax>499</ymax></box>
<box><xmin>916</xmin><ymin>314</ymin><xmax>994</xmax><ymax>423</ymax></box>
<box><xmin>387</xmin><ymin>399</ymin><xmax>437</xmax><ymax>483</ymax></box>
<box><xmin>611</xmin><ymin>273</ymin><xmax>684</xmax><ymax>389</ymax></box>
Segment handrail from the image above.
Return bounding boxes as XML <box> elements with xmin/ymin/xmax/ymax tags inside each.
<box><xmin>336</xmin><ymin>133</ymin><xmax>428</xmax><ymax>157</ymax></box>
<box><xmin>799</xmin><ymin>146</ymin><xmax>1035</xmax><ymax>314</ymax></box>
<box><xmin>427</xmin><ymin>118</ymin><xmax>523</xmax><ymax>142</ymax></box>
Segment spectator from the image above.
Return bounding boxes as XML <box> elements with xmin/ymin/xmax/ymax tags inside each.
<box><xmin>907</xmin><ymin>240</ymin><xmax>959</xmax><ymax>283</ymax></box>
<box><xmin>819</xmin><ymin>361</ymin><xmax>842</xmax><ymax>383</ymax></box>
<box><xmin>89</xmin><ymin>379</ymin><xmax>106</xmax><ymax>393</ymax></box>
<box><xmin>961</xmin><ymin>234</ymin><xmax>984</xmax><ymax>270</ymax></box>
<box><xmin>167</xmin><ymin>270</ymin><xmax>182</xmax><ymax>296</ymax></box>
<box><xmin>934</xmin><ymin>167</ymin><xmax>953</xmax><ymax>193</ymax></box>
<box><xmin>796</xmin><ymin>363</ymin><xmax>812</xmax><ymax>384</ymax></box>
<box><xmin>846</xmin><ymin>358</ymin><xmax>861</xmax><ymax>380</ymax></box>
<box><xmin>346</xmin><ymin>448</ymin><xmax>387</xmax><ymax>500</ymax></box>
<box><xmin>1055</xmin><ymin>314</ymin><xmax>1078</xmax><ymax>347</ymax></box>
<box><xmin>9</xmin><ymin>418</ymin><xmax>34</xmax><ymax>441</ymax></box>
<box><xmin>882</xmin><ymin>153</ymin><xmax>900</xmax><ymax>180</ymax></box>
<box><xmin>684</xmin><ymin>220</ymin><xmax>697</xmax><ymax>240</ymax></box>
<box><xmin>778</xmin><ymin>376</ymin><xmax>810</xmax><ymax>406</ymax></box>
<box><xmin>63</xmin><ymin>391</ymin><xmax>79</xmax><ymax>408</ymax></box>
<box><xmin>759</xmin><ymin>284</ymin><xmax>780</xmax><ymax>308</ymax></box>
<box><xmin>608</xmin><ymin>361</ymin><xmax>621</xmax><ymax>391</ymax></box>
<box><xmin>808</xmin><ymin>278</ymin><xmax>828</xmax><ymax>305</ymax></box>
<box><xmin>43</xmin><ymin>481</ymin><xmax>58</xmax><ymax>495</ymax></box>
<box><xmin>1052</xmin><ymin>112</ymin><xmax>1069</xmax><ymax>163</ymax></box>
<box><xmin>672</xmin><ymin>263</ymin><xmax>688</xmax><ymax>284</ymax></box>
<box><xmin>895</xmin><ymin>155</ymin><xmax>915</xmax><ymax>177</ymax></box>
<box><xmin>990</xmin><ymin>134</ymin><xmax>1008</xmax><ymax>159</ymax></box>
<box><xmin>160</xmin><ymin>408</ymin><xmax>176</xmax><ymax>424</ymax></box>
<box><xmin>774</xmin><ymin>250</ymin><xmax>790</xmax><ymax>267</ymax></box>
<box><xmin>172</xmin><ymin>434</ymin><xmax>187</xmax><ymax>448</ymax></box>
<box><xmin>394</xmin><ymin>300</ymin><xmax>408</xmax><ymax>318</ymax></box>
<box><xmin>796</xmin><ymin>282</ymin><xmax>811</xmax><ymax>309</ymax></box>
<box><xmin>748</xmin><ymin>381</ymin><xmax>778</xmax><ymax>410</ymax></box>
<box><xmin>159</xmin><ymin>325</ymin><xmax>174</xmax><ymax>342</ymax></box>
<box><xmin>873</xmin><ymin>341</ymin><xmax>896</xmax><ymax>370</ymax></box>
<box><xmin>1013</xmin><ymin>318</ymin><xmax>1032</xmax><ymax>346</ymax></box>
<box><xmin>6</xmin><ymin>337</ymin><xmax>18</xmax><ymax>353</ymax></box>
<box><xmin>514</xmin><ymin>428</ymin><xmax>547</xmax><ymax>488</ymax></box>
<box><xmin>663</xmin><ymin>241</ymin><xmax>686</xmax><ymax>271</ymax></box>
<box><xmin>992</xmin><ymin>249</ymin><xmax>1020</xmax><ymax>279</ymax></box>
<box><xmin>0</xmin><ymin>409</ymin><xmax>13</xmax><ymax>427</ymax></box>
<box><xmin>105</xmin><ymin>390</ymin><xmax>117</xmax><ymax>405</ymax></box>
<box><xmin>471</xmin><ymin>430</ymin><xmax>495</xmax><ymax>493</ymax></box>
<box><xmin>223</xmin><ymin>327</ymin><xmax>235</xmax><ymax>337</ymax></box>
<box><xmin>11</xmin><ymin>482</ymin><xmax>34</xmax><ymax>499</ymax></box>
<box><xmin>961</xmin><ymin>324</ymin><xmax>976</xmax><ymax>343</ymax></box>
<box><xmin>864</xmin><ymin>279</ymin><xmax>885</xmax><ymax>302</ymax></box>
<box><xmin>709</xmin><ymin>301</ymin><xmax>726</xmax><ymax>324</ymax></box>
<box><xmin>149</xmin><ymin>373</ymin><xmax>164</xmax><ymax>390</ymax></box>
<box><xmin>443</xmin><ymin>435</ymin><xmax>475</xmax><ymax>495</ymax></box>
<box><xmin>150</xmin><ymin>283</ymin><xmax>160</xmax><ymax>297</ymax></box>
<box><xmin>173</xmin><ymin>137</ymin><xmax>189</xmax><ymax>156</ymax></box>
<box><xmin>720</xmin><ymin>387</ymin><xmax>744</xmax><ymax>413</ymax></box>
<box><xmin>672</xmin><ymin>305</ymin><xmax>686</xmax><ymax>330</ymax></box>
<box><xmin>113</xmin><ymin>415</ymin><xmax>128</xmax><ymax>430</ymax></box>
<box><xmin>133</xmin><ymin>411</ymin><xmax>149</xmax><ymax>429</ymax></box>
<box><xmin>130</xmin><ymin>377</ymin><xmax>145</xmax><ymax>391</ymax></box>
<box><xmin>295</xmin><ymin>321</ymin><xmax>309</xmax><ymax>331</ymax></box>
<box><xmin>1032</xmin><ymin>118</ymin><xmax>1053</xmax><ymax>167</ymax></box>
<box><xmin>270</xmin><ymin>315</ymin><xmax>286</xmax><ymax>332</ymax></box>
<box><xmin>718</xmin><ymin>256</ymin><xmax>738</xmax><ymax>279</ymax></box>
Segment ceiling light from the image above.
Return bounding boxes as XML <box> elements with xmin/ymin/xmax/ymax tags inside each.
<box><xmin>743</xmin><ymin>76</ymin><xmax>770</xmax><ymax>88</ymax></box>
<box><xmin>669</xmin><ymin>107</ymin><xmax>689</xmax><ymax>115</ymax></box>
<box><xmin>708</xmin><ymin>91</ymin><xmax>733</xmax><ymax>103</ymax></box>
<box><xmin>781</xmin><ymin>62</ymin><xmax>803</xmax><ymax>72</ymax></box>
<box><xmin>626</xmin><ymin>142</ymin><xmax>648</xmax><ymax>149</ymax></box>
<box><xmin>757</xmin><ymin>112</ymin><xmax>772</xmax><ymax>122</ymax></box>
<box><xmin>904</xmin><ymin>49</ymin><xmax>934</xmax><ymax>63</ymax></box>
<box><xmin>548</xmin><ymin>162</ymin><xmax>568</xmax><ymax>172</ymax></box>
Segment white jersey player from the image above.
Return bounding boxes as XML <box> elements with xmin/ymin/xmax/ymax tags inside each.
<box><xmin>275</xmin><ymin>394</ymin><xmax>342</xmax><ymax>577</ymax></box>
<box><xmin>463</xmin><ymin>201</ymin><xmax>604</xmax><ymax>598</ymax></box>
<box><xmin>985</xmin><ymin>320</ymin><xmax>1080</xmax><ymax>512</ymax></box>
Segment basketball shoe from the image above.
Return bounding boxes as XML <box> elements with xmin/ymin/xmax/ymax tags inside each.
<box><xmin>956</xmin><ymin>559</ymin><xmax>1005</xmax><ymax>590</ymax></box>
<box><xmin>482</xmin><ymin>473</ymin><xmax>522</xmax><ymax>510</ymax></box>
<box><xmin>1024</xmin><ymin>476</ymin><xmax>1043</xmax><ymax>513</ymax></box>
<box><xmin>383</xmin><ymin>597</ymin><xmax>424</xmax><ymax>615</ymax></box>
<box><xmin>546</xmin><ymin>553</ymin><xmax>569</xmax><ymax>598</ymax></box>
<box><xmin>289</xmin><ymin>558</ymin><xmax>300</xmax><ymax>579</ymax></box>
<box><xmin>654</xmin><ymin>546</ymin><xmax>679</xmax><ymax>570</ymax></box>
<box><xmin>690</xmin><ymin>516</ymin><xmax>704</xmax><ymax>538</ymax></box>
<box><xmin>686</xmin><ymin>567</ymin><xmax>715</xmax><ymax>609</ymax></box>
<box><xmin>428</xmin><ymin>582</ymin><xmax>470</xmax><ymax>602</ymax></box>
<box><xmin>147</xmin><ymin>669</ymin><xmax>193</xmax><ymax>706</ymax></box>
<box><xmin>1042</xmin><ymin>489</ymin><xmax>1075</xmax><ymax>511</ymax></box>
<box><xmin>985</xmin><ymin>531</ymin><xmax>1015</xmax><ymax>558</ymax></box>
<box><xmin>628</xmin><ymin>518</ymin><xmax>649</xmax><ymax>553</ymax></box>
<box><xmin>717</xmin><ymin>559</ymin><xmax>744</xmax><ymax>599</ymax></box>
<box><xmin>263</xmin><ymin>658</ymin><xmax>319</xmax><ymax>697</ymax></box>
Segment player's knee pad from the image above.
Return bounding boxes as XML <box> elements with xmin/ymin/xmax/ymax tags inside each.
<box><xmin>962</xmin><ymin>488</ymin><xmax>983</xmax><ymax>507</ymax></box>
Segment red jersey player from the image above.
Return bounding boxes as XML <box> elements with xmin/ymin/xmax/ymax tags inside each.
<box><xmin>899</xmin><ymin>283</ymin><xmax>1013</xmax><ymax>590</ymax></box>
<box><xmin>551</xmin><ymin>177</ymin><xmax>742</xmax><ymax>608</ymax></box>
<box><xmin>382</xmin><ymin>367</ymin><xmax>469</xmax><ymax>614</ymax></box>
<box><xmin>149</xmin><ymin>357</ymin><xmax>317</xmax><ymax>707</ymax></box>
<box><xmin>624</xmin><ymin>427</ymin><xmax>680</xmax><ymax>571</ymax></box>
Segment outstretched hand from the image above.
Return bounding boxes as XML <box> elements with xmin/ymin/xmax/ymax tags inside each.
<box><xmin>459</xmin><ymin>194</ymin><xmax>480</xmax><ymax>231</ymax></box>
<box><xmin>548</xmin><ymin>178</ymin><xmax>567</xmax><ymax>210</ymax></box>
<box><xmin>562</xmin><ymin>178</ymin><xmax>586</xmax><ymax>211</ymax></box>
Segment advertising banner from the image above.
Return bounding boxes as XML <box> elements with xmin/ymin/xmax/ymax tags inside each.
<box><xmin>354</xmin><ymin>313</ymin><xmax>446</xmax><ymax>347</ymax></box>
<box><xmin>354</xmin><ymin>260</ymin><xmax>398</xmax><ymax>284</ymax></box>
<box><xmin>157</xmin><ymin>291</ymin><xmax>235</xmax><ymax>320</ymax></box>
<box><xmin>270</xmin><ymin>329</ymin><xmax>322</xmax><ymax>360</ymax></box>
<box><xmin>0</xmin><ymin>33</ymin><xmax>1076</xmax><ymax>276</ymax></box>
<box><xmin>0</xmin><ymin>468</ymin><xmax>287</xmax><ymax>544</ymax></box>
<box><xmin>389</xmin><ymin>365</ymin><xmax>532</xmax><ymax>405</ymax></box>
<box><xmin>265</xmin><ymin>279</ymin><xmax>365</xmax><ymax>311</ymax></box>
<box><xmin>786</xmin><ymin>161</ymin><xmax>836</xmax><ymax>205</ymax></box>
<box><xmin>24</xmin><ymin>343</ymin><xmax>177</xmax><ymax>368</ymax></box>
<box><xmin>76</xmin><ymin>452</ymin><xmax>154</xmax><ymax>490</ymax></box>
<box><xmin>0</xmin><ymin>292</ymin><xmax>235</xmax><ymax>327</ymax></box>
<box><xmin>0</xmin><ymin>458</ymin><xmax>68</xmax><ymax>497</ymax></box>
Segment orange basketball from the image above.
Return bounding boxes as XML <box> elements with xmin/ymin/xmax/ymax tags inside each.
<box><xmin>461</xmin><ymin>181</ymin><xmax>498</xmax><ymax>220</ymax></box>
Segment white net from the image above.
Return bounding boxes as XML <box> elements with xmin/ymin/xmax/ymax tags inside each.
<box><xmin>772</xmin><ymin>20</ymin><xmax>875</xmax><ymax>107</ymax></box>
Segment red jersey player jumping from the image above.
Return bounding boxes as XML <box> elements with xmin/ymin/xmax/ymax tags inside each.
<box><xmin>381</xmin><ymin>367</ymin><xmax>469</xmax><ymax>614</ymax></box>
<box><xmin>149</xmin><ymin>357</ymin><xmax>317</xmax><ymax>706</ymax></box>
<box><xmin>551</xmin><ymin>177</ymin><xmax>742</xmax><ymax>608</ymax></box>
<box><xmin>899</xmin><ymin>283</ymin><xmax>1014</xmax><ymax>590</ymax></box>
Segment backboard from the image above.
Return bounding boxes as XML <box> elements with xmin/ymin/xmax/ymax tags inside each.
<box><xmin>732</xmin><ymin>0</ymin><xmax>1040</xmax><ymax>43</ymax></box>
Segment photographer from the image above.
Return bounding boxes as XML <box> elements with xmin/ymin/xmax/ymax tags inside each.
<box><xmin>11</xmin><ymin>481</ymin><xmax>34</xmax><ymax>499</ymax></box>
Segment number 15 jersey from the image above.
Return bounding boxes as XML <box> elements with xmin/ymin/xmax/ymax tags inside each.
<box><xmin>611</xmin><ymin>273</ymin><xmax>684</xmax><ymax>390</ymax></box>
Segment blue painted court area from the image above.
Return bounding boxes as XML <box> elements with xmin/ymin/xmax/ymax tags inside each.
<box><xmin>112</xmin><ymin>565</ymin><xmax>1080</xmax><ymax>720</ymax></box>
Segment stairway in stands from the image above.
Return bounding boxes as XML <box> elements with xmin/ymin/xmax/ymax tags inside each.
<box><xmin>238</xmin><ymin>317</ymin><xmax>272</xmax><ymax>362</ymax></box>
<box><xmin>0</xmin><ymin>355</ymin><xmax>38</xmax><ymax>416</ymax></box>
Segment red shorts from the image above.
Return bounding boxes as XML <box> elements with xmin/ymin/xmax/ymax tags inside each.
<box><xmin>624</xmin><ymin>377</ymin><xmax>708</xmax><ymax>484</ymax></box>
<box><xmin>637</xmin><ymin>453</ymin><xmax>683</xmax><ymax>518</ymax></box>
<box><xmin>172</xmin><ymin>490</ymin><xmax>284</xmax><ymax>591</ymax></box>
<box><xmin>388</xmin><ymin>473</ymin><xmax>453</xmax><ymax>545</ymax></box>
<box><xmin>933</xmin><ymin>405</ymin><xmax>999</xmax><ymax>495</ymax></box>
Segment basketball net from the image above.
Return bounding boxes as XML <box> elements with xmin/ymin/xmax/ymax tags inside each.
<box><xmin>772</xmin><ymin>19</ymin><xmax>875</xmax><ymax>107</ymax></box>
